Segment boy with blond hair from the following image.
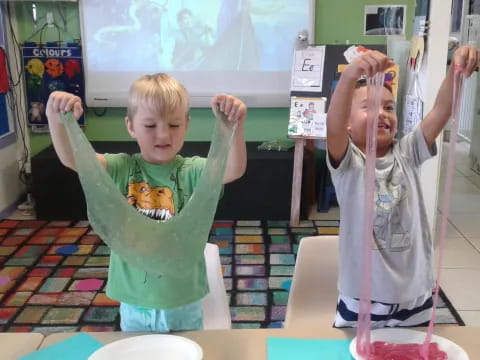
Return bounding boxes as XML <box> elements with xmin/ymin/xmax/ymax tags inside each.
<box><xmin>46</xmin><ymin>73</ymin><xmax>247</xmax><ymax>332</ymax></box>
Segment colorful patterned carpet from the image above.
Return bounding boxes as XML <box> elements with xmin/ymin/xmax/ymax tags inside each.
<box><xmin>0</xmin><ymin>219</ymin><xmax>463</xmax><ymax>333</ymax></box>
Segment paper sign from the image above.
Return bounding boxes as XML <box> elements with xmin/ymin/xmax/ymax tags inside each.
<box><xmin>291</xmin><ymin>46</ymin><xmax>326</xmax><ymax>92</ymax></box>
<box><xmin>267</xmin><ymin>337</ymin><xmax>353</xmax><ymax>360</ymax></box>
<box><xmin>18</xmin><ymin>333</ymin><xmax>103</xmax><ymax>360</ymax></box>
<box><xmin>288</xmin><ymin>96</ymin><xmax>327</xmax><ymax>138</ymax></box>
<box><xmin>404</xmin><ymin>95</ymin><xmax>423</xmax><ymax>134</ymax></box>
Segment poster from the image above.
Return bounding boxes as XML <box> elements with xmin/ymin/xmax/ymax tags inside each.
<box><xmin>288</xmin><ymin>96</ymin><xmax>327</xmax><ymax>138</ymax></box>
<box><xmin>337</xmin><ymin>64</ymin><xmax>399</xmax><ymax>101</ymax></box>
<box><xmin>364</xmin><ymin>5</ymin><xmax>406</xmax><ymax>36</ymax></box>
<box><xmin>22</xmin><ymin>43</ymin><xmax>85</xmax><ymax>132</ymax></box>
<box><xmin>290</xmin><ymin>45</ymin><xmax>325</xmax><ymax>92</ymax></box>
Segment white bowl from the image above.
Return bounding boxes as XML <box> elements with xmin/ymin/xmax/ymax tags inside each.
<box><xmin>350</xmin><ymin>328</ymin><xmax>468</xmax><ymax>360</ymax></box>
<box><xmin>88</xmin><ymin>334</ymin><xmax>203</xmax><ymax>360</ymax></box>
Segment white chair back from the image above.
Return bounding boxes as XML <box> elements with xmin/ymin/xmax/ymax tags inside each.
<box><xmin>284</xmin><ymin>235</ymin><xmax>339</xmax><ymax>328</ymax></box>
<box><xmin>202</xmin><ymin>243</ymin><xmax>231</xmax><ymax>329</ymax></box>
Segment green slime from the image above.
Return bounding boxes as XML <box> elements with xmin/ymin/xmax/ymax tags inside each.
<box><xmin>61</xmin><ymin>110</ymin><xmax>236</xmax><ymax>278</ymax></box>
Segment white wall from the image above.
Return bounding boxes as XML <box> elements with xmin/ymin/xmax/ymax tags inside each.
<box><xmin>0</xmin><ymin>4</ymin><xmax>29</xmax><ymax>215</ymax></box>
<box><xmin>470</xmin><ymin>78</ymin><xmax>480</xmax><ymax>173</ymax></box>
<box><xmin>0</xmin><ymin>142</ymin><xmax>24</xmax><ymax>214</ymax></box>
<box><xmin>420</xmin><ymin>0</ymin><xmax>452</xmax><ymax>231</ymax></box>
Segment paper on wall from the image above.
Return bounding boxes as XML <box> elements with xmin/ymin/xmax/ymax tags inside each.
<box><xmin>290</xmin><ymin>46</ymin><xmax>326</xmax><ymax>92</ymax></box>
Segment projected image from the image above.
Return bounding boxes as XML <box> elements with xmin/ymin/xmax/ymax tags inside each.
<box><xmin>82</xmin><ymin>0</ymin><xmax>310</xmax><ymax>72</ymax></box>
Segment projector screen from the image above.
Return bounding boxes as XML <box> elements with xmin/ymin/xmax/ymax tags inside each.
<box><xmin>79</xmin><ymin>0</ymin><xmax>315</xmax><ymax>108</ymax></box>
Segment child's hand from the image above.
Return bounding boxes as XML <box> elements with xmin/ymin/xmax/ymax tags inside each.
<box><xmin>453</xmin><ymin>45</ymin><xmax>480</xmax><ymax>77</ymax></box>
<box><xmin>211</xmin><ymin>94</ymin><xmax>247</xmax><ymax>125</ymax></box>
<box><xmin>46</xmin><ymin>91</ymin><xmax>84</xmax><ymax>122</ymax></box>
<box><xmin>342</xmin><ymin>50</ymin><xmax>395</xmax><ymax>81</ymax></box>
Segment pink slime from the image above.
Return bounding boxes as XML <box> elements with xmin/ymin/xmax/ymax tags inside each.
<box><xmin>369</xmin><ymin>341</ymin><xmax>447</xmax><ymax>360</ymax></box>
<box><xmin>356</xmin><ymin>72</ymin><xmax>384</xmax><ymax>358</ymax></box>
<box><xmin>357</xmin><ymin>66</ymin><xmax>464</xmax><ymax>360</ymax></box>
<box><xmin>419</xmin><ymin>66</ymin><xmax>464</xmax><ymax>359</ymax></box>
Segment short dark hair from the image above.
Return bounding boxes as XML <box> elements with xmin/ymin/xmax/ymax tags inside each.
<box><xmin>355</xmin><ymin>78</ymin><xmax>393</xmax><ymax>94</ymax></box>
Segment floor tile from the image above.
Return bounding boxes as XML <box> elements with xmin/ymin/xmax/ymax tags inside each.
<box><xmin>454</xmin><ymin>160</ymin><xmax>479</xmax><ymax>178</ymax></box>
<box><xmin>448</xmin><ymin>193</ymin><xmax>480</xmax><ymax>213</ymax></box>
<box><xmin>457</xmin><ymin>311</ymin><xmax>480</xmax><ymax>326</ymax></box>
<box><xmin>433</xmin><ymin>219</ymin><xmax>464</xmax><ymax>239</ymax></box>
<box><xmin>438</xmin><ymin>237</ymin><xmax>480</xmax><ymax>268</ymax></box>
<box><xmin>448</xmin><ymin>212</ymin><xmax>480</xmax><ymax>238</ymax></box>
<box><xmin>465</xmin><ymin>174</ymin><xmax>480</xmax><ymax>190</ymax></box>
<box><xmin>439</xmin><ymin>175</ymin><xmax>480</xmax><ymax>196</ymax></box>
<box><xmin>469</xmin><ymin>238</ymin><xmax>480</xmax><ymax>252</ymax></box>
<box><xmin>440</xmin><ymin>268</ymin><xmax>480</xmax><ymax>311</ymax></box>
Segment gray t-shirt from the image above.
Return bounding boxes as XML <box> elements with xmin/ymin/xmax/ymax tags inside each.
<box><xmin>327</xmin><ymin>125</ymin><xmax>437</xmax><ymax>303</ymax></box>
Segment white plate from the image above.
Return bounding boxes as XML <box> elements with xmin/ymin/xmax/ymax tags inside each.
<box><xmin>349</xmin><ymin>328</ymin><xmax>469</xmax><ymax>360</ymax></box>
<box><xmin>88</xmin><ymin>334</ymin><xmax>203</xmax><ymax>360</ymax></box>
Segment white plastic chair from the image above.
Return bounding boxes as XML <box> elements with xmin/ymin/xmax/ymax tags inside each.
<box><xmin>284</xmin><ymin>235</ymin><xmax>339</xmax><ymax>328</ymax></box>
<box><xmin>202</xmin><ymin>243</ymin><xmax>232</xmax><ymax>329</ymax></box>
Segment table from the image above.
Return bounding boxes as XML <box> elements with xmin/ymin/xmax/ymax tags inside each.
<box><xmin>0</xmin><ymin>332</ymin><xmax>44</xmax><ymax>360</ymax></box>
<box><xmin>39</xmin><ymin>327</ymin><xmax>480</xmax><ymax>359</ymax></box>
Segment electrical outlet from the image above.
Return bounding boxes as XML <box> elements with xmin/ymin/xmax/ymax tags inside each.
<box><xmin>46</xmin><ymin>12</ymin><xmax>54</xmax><ymax>27</ymax></box>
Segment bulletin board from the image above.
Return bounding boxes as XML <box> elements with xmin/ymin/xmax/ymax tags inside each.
<box><xmin>288</xmin><ymin>44</ymin><xmax>387</xmax><ymax>139</ymax></box>
<box><xmin>288</xmin><ymin>44</ymin><xmax>388</xmax><ymax>226</ymax></box>
<box><xmin>0</xmin><ymin>9</ymin><xmax>10</xmax><ymax>139</ymax></box>
<box><xmin>291</xmin><ymin>44</ymin><xmax>387</xmax><ymax>107</ymax></box>
<box><xmin>22</xmin><ymin>43</ymin><xmax>85</xmax><ymax>133</ymax></box>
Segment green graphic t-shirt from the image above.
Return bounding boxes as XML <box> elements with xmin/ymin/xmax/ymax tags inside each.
<box><xmin>104</xmin><ymin>153</ymin><xmax>209</xmax><ymax>309</ymax></box>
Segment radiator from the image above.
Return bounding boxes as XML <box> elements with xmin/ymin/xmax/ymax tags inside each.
<box><xmin>457</xmin><ymin>71</ymin><xmax>477</xmax><ymax>142</ymax></box>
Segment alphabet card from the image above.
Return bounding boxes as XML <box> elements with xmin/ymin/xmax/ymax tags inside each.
<box><xmin>290</xmin><ymin>45</ymin><xmax>326</xmax><ymax>92</ymax></box>
<box><xmin>288</xmin><ymin>96</ymin><xmax>326</xmax><ymax>138</ymax></box>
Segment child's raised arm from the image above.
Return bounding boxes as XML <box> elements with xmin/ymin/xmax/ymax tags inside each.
<box><xmin>211</xmin><ymin>94</ymin><xmax>247</xmax><ymax>184</ymax></box>
<box><xmin>46</xmin><ymin>91</ymin><xmax>106</xmax><ymax>171</ymax></box>
<box><xmin>326</xmin><ymin>51</ymin><xmax>394</xmax><ymax>166</ymax></box>
<box><xmin>420</xmin><ymin>45</ymin><xmax>480</xmax><ymax>148</ymax></box>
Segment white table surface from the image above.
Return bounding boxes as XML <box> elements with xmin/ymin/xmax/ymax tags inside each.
<box><xmin>38</xmin><ymin>326</ymin><xmax>480</xmax><ymax>359</ymax></box>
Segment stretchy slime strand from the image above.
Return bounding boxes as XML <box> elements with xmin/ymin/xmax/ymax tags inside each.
<box><xmin>61</xmin><ymin>110</ymin><xmax>236</xmax><ymax>278</ymax></box>
<box><xmin>356</xmin><ymin>72</ymin><xmax>385</xmax><ymax>358</ymax></box>
<box><xmin>421</xmin><ymin>66</ymin><xmax>465</xmax><ymax>358</ymax></box>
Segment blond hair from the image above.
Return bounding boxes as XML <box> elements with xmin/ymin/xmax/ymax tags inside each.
<box><xmin>127</xmin><ymin>73</ymin><xmax>189</xmax><ymax>120</ymax></box>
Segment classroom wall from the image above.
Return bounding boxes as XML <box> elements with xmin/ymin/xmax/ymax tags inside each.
<box><xmin>10</xmin><ymin>0</ymin><xmax>415</xmax><ymax>156</ymax></box>
<box><xmin>315</xmin><ymin>0</ymin><xmax>415</xmax><ymax>44</ymax></box>
<box><xmin>0</xmin><ymin>142</ymin><xmax>24</xmax><ymax>214</ymax></box>
<box><xmin>0</xmin><ymin>5</ymin><xmax>27</xmax><ymax>214</ymax></box>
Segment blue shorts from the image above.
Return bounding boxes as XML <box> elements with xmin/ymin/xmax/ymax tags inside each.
<box><xmin>119</xmin><ymin>301</ymin><xmax>203</xmax><ymax>332</ymax></box>
<box><xmin>334</xmin><ymin>292</ymin><xmax>433</xmax><ymax>328</ymax></box>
